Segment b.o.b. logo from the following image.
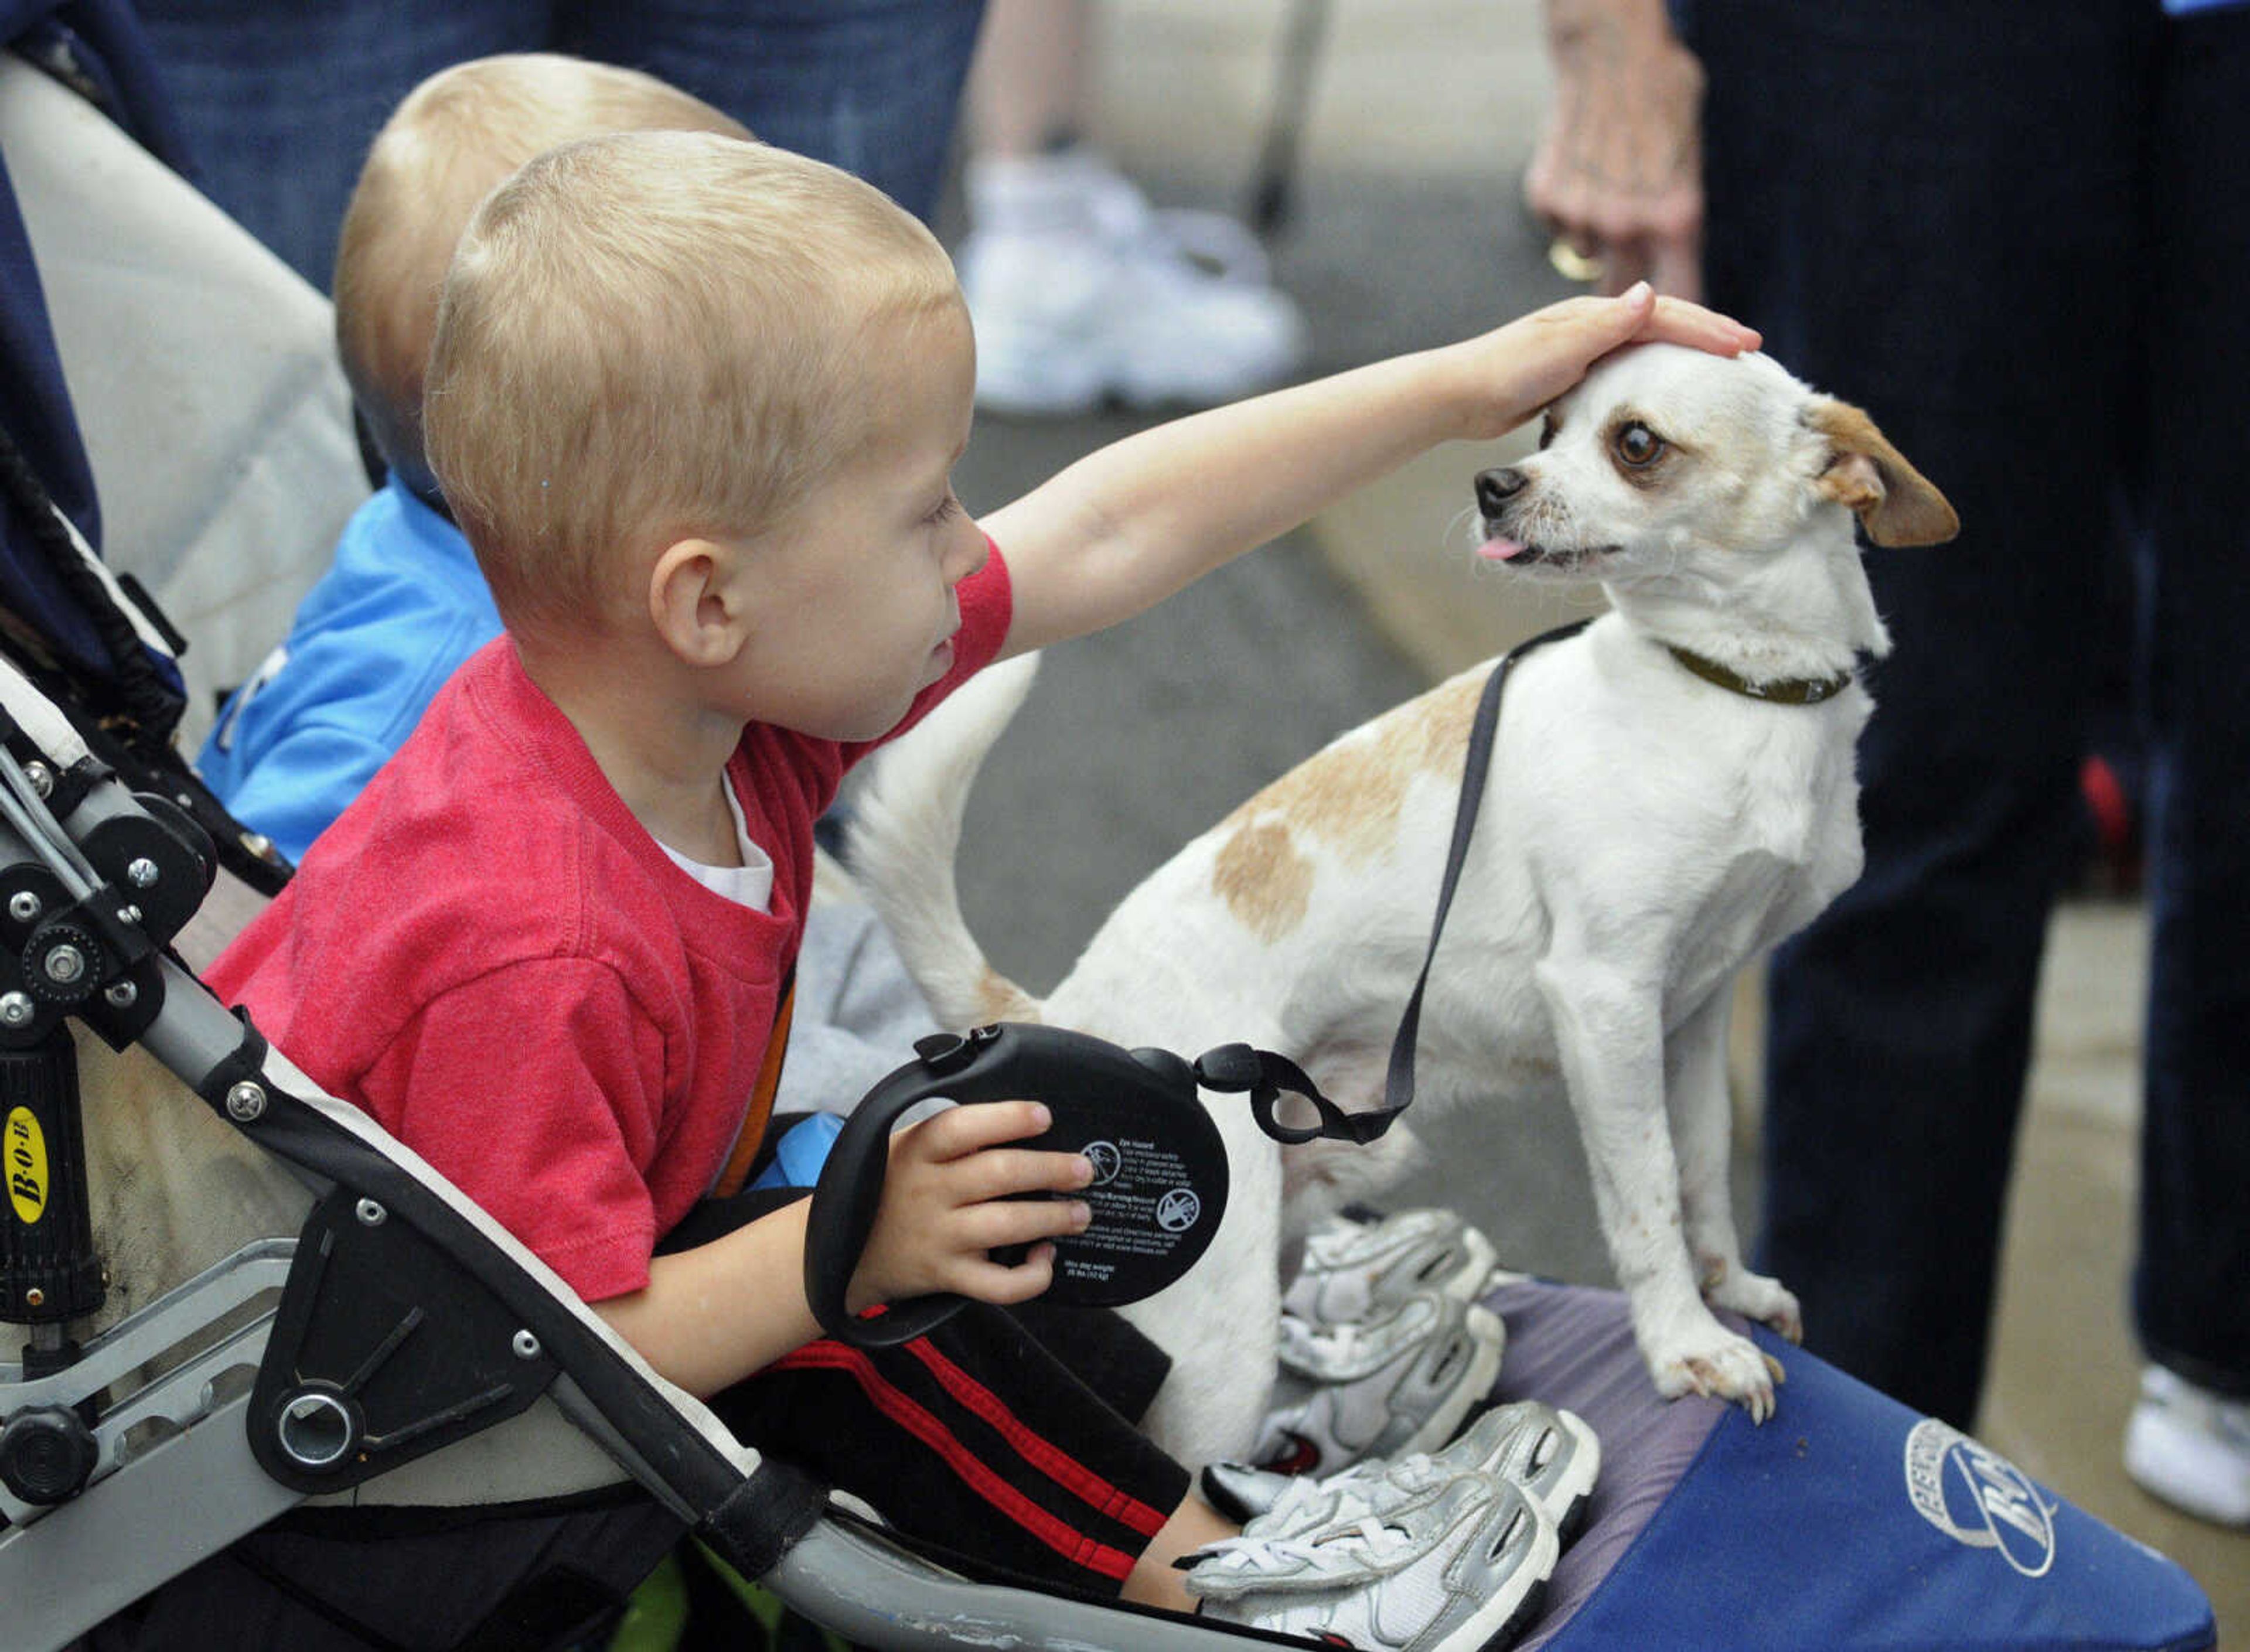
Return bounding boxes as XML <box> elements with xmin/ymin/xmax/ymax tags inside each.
<box><xmin>1904</xmin><ymin>1418</ymin><xmax>2057</xmax><ymax>1578</ymax></box>
<box><xmin>6</xmin><ymin>1105</ymin><xmax>49</xmax><ymax>1226</ymax></box>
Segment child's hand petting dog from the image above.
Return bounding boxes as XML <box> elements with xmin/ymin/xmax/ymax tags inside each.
<box><xmin>1455</xmin><ymin>282</ymin><xmax>1761</xmax><ymax>443</ymax></box>
<box><xmin>846</xmin><ymin>1100</ymin><xmax>1095</xmax><ymax>1314</ymax></box>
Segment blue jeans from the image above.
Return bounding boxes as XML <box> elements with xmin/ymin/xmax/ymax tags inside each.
<box><xmin>1687</xmin><ymin>0</ymin><xmax>2250</xmax><ymax>1425</ymax></box>
<box><xmin>132</xmin><ymin>0</ymin><xmax>987</xmax><ymax>285</ymax></box>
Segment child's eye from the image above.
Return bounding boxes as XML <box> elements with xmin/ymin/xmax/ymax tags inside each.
<box><xmin>925</xmin><ymin>491</ymin><xmax>964</xmax><ymax>525</ymax></box>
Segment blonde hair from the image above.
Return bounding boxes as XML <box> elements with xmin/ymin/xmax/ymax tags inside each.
<box><xmin>333</xmin><ymin>53</ymin><xmax>752</xmax><ymax>491</ymax></box>
<box><xmin>423</xmin><ymin>130</ymin><xmax>961</xmax><ymax>636</ymax></box>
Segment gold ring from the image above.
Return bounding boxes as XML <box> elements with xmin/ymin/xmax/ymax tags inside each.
<box><xmin>1547</xmin><ymin>237</ymin><xmax>1605</xmax><ymax>285</ymax></box>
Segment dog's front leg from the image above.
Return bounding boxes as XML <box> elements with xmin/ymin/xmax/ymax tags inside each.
<box><xmin>1665</xmin><ymin>988</ymin><xmax>1801</xmax><ymax>1344</ymax></box>
<box><xmin>1124</xmin><ymin>1123</ymin><xmax>1288</xmax><ymax>1469</ymax></box>
<box><xmin>1536</xmin><ymin>954</ymin><xmax>1782</xmax><ymax>1421</ymax></box>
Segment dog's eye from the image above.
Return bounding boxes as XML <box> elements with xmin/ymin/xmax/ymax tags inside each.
<box><xmin>1614</xmin><ymin>422</ymin><xmax>1665</xmax><ymax>467</ymax></box>
<box><xmin>1539</xmin><ymin>411</ymin><xmax>1559</xmax><ymax>450</ymax></box>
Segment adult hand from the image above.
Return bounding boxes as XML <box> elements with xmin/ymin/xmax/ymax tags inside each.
<box><xmin>1525</xmin><ymin>0</ymin><xmax>1706</xmax><ymax>301</ymax></box>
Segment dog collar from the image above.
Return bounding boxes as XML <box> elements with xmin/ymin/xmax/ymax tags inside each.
<box><xmin>1665</xmin><ymin>646</ymin><xmax>1854</xmax><ymax>705</ymax></box>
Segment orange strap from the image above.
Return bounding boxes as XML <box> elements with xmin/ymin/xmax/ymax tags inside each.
<box><xmin>713</xmin><ymin>969</ymin><xmax>795</xmax><ymax>1199</ymax></box>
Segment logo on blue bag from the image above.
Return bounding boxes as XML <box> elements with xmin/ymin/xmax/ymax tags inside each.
<box><xmin>1903</xmin><ymin>1419</ymin><xmax>2057</xmax><ymax>1578</ymax></box>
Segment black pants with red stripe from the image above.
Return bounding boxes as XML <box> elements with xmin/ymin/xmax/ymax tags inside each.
<box><xmin>659</xmin><ymin>1179</ymin><xmax>1193</xmax><ymax>1596</ymax></box>
<box><xmin>711</xmin><ymin>1296</ymin><xmax>1190</xmax><ymax>1595</ymax></box>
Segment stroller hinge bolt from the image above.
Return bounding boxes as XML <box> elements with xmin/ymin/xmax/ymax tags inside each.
<box><xmin>356</xmin><ymin>1199</ymin><xmax>386</xmax><ymax>1226</ymax></box>
<box><xmin>275</xmin><ymin>1390</ymin><xmax>357</xmax><ymax>1470</ymax></box>
<box><xmin>8</xmin><ymin>892</ymin><xmax>40</xmax><ymax>923</ymax></box>
<box><xmin>104</xmin><ymin>981</ymin><xmax>137</xmax><ymax>1008</ymax></box>
<box><xmin>0</xmin><ymin>992</ymin><xmax>32</xmax><ymax>1026</ymax></box>
<box><xmin>225</xmin><ymin>1080</ymin><xmax>268</xmax><ymax>1121</ymax></box>
<box><xmin>513</xmin><ymin>1330</ymin><xmax>542</xmax><ymax>1360</ymax></box>
<box><xmin>126</xmin><ymin>858</ymin><xmax>159</xmax><ymax>889</ymax></box>
<box><xmin>22</xmin><ymin>762</ymin><xmax>52</xmax><ymax>798</ymax></box>
<box><xmin>42</xmin><ymin>946</ymin><xmax>84</xmax><ymax>985</ymax></box>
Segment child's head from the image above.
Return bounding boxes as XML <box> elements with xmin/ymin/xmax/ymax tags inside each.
<box><xmin>422</xmin><ymin>131</ymin><xmax>970</xmax><ymax>662</ymax></box>
<box><xmin>334</xmin><ymin>53</ymin><xmax>751</xmax><ymax>497</ymax></box>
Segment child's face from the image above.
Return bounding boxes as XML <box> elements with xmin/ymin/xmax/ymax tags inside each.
<box><xmin>737</xmin><ymin>302</ymin><xmax>986</xmax><ymax>743</ymax></box>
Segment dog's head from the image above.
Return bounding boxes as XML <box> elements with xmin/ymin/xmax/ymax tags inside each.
<box><xmin>1472</xmin><ymin>344</ymin><xmax>1958</xmax><ymax>583</ymax></box>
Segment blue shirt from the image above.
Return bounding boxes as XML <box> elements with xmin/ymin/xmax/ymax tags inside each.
<box><xmin>197</xmin><ymin>476</ymin><xmax>502</xmax><ymax>863</ymax></box>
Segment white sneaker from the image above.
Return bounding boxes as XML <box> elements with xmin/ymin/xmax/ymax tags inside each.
<box><xmin>1186</xmin><ymin>1467</ymin><xmax>1558</xmax><ymax>1652</ymax></box>
<box><xmin>1206</xmin><ymin>1399</ymin><xmax>1601</xmax><ymax>1544</ymax></box>
<box><xmin>1287</xmin><ymin>1207</ymin><xmax>1502</xmax><ymax>1325</ymax></box>
<box><xmin>1439</xmin><ymin>1401</ymin><xmax>1602</xmax><ymax>1542</ymax></box>
<box><xmin>2123</xmin><ymin>1364</ymin><xmax>2250</xmax><ymax>1527</ymax></box>
<box><xmin>1253</xmin><ymin>1292</ymin><xmax>1505</xmax><ymax>1478</ymax></box>
<box><xmin>956</xmin><ymin>146</ymin><xmax>1306</xmax><ymax>417</ymax></box>
<box><xmin>1205</xmin><ymin>1441</ymin><xmax>1465</xmax><ymax>1540</ymax></box>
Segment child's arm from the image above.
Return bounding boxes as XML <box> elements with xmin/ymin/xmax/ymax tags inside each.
<box><xmin>984</xmin><ymin>284</ymin><xmax>1757</xmax><ymax>656</ymax></box>
<box><xmin>593</xmin><ymin>1101</ymin><xmax>1091</xmax><ymax>1396</ymax></box>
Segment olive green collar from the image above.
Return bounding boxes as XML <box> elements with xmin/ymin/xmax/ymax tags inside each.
<box><xmin>1666</xmin><ymin>645</ymin><xmax>1854</xmax><ymax>705</ymax></box>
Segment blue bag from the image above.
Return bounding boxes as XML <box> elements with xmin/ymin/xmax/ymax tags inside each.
<box><xmin>1484</xmin><ymin>1279</ymin><xmax>2213</xmax><ymax>1650</ymax></box>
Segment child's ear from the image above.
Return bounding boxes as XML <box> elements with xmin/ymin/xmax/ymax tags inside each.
<box><xmin>649</xmin><ymin>537</ymin><xmax>751</xmax><ymax>667</ymax></box>
<box><xmin>1804</xmin><ymin>397</ymin><xmax>1961</xmax><ymax>548</ymax></box>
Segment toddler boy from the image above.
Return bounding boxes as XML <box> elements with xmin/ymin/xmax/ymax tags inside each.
<box><xmin>195</xmin><ymin>52</ymin><xmax>922</xmax><ymax>1132</ymax></box>
<box><xmin>210</xmin><ymin>129</ymin><xmax>1757</xmax><ymax>1646</ymax></box>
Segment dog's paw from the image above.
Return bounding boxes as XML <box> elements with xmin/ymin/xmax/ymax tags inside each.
<box><xmin>1702</xmin><ymin>1267</ymin><xmax>1803</xmax><ymax>1345</ymax></box>
<box><xmin>1650</xmin><ymin>1325</ymin><xmax>1785</xmax><ymax>1424</ymax></box>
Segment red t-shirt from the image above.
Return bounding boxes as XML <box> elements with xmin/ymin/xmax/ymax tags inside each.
<box><xmin>208</xmin><ymin>551</ymin><xmax>1012</xmax><ymax>1302</ymax></box>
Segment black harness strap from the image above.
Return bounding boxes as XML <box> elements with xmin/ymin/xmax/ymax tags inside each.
<box><xmin>1199</xmin><ymin>619</ymin><xmax>1596</xmax><ymax>1146</ymax></box>
<box><xmin>0</xmin><ymin>416</ymin><xmax>184</xmax><ymax>738</ymax></box>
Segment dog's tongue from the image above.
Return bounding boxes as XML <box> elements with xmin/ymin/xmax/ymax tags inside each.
<box><xmin>1477</xmin><ymin>537</ymin><xmax>1531</xmax><ymax>562</ymax></box>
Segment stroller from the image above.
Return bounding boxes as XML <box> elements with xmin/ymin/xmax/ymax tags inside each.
<box><xmin>0</xmin><ymin>9</ymin><xmax>2219</xmax><ymax>1649</ymax></box>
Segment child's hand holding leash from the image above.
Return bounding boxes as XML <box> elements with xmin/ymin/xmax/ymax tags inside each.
<box><xmin>847</xmin><ymin>1101</ymin><xmax>1095</xmax><ymax>1315</ymax></box>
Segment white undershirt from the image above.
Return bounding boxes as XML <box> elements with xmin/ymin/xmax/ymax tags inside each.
<box><xmin>659</xmin><ymin>779</ymin><xmax>773</xmax><ymax>912</ymax></box>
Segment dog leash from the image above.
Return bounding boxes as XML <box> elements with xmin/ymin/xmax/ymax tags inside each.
<box><xmin>1191</xmin><ymin>617</ymin><xmax>1596</xmax><ymax>1145</ymax></box>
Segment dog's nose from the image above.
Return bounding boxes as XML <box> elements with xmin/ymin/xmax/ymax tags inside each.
<box><xmin>1475</xmin><ymin>467</ymin><xmax>1528</xmax><ymax>516</ymax></box>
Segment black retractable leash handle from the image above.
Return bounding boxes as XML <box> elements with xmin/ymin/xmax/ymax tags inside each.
<box><xmin>805</xmin><ymin>1023</ymin><xmax>1229</xmax><ymax>1346</ymax></box>
<box><xmin>804</xmin><ymin>620</ymin><xmax>1593</xmax><ymax>1347</ymax></box>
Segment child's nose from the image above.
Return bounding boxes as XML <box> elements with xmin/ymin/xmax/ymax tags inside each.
<box><xmin>947</xmin><ymin>523</ymin><xmax>990</xmax><ymax>584</ymax></box>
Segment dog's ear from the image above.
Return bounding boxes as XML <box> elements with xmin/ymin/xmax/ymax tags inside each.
<box><xmin>1804</xmin><ymin>397</ymin><xmax>1961</xmax><ymax>547</ymax></box>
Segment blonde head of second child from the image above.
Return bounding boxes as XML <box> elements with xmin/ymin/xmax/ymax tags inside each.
<box><xmin>334</xmin><ymin>54</ymin><xmax>752</xmax><ymax>502</ymax></box>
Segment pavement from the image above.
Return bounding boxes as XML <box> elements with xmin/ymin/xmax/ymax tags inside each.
<box><xmin>926</xmin><ymin>0</ymin><xmax>2246</xmax><ymax>1636</ymax></box>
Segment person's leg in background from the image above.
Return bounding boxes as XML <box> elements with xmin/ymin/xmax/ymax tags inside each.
<box><xmin>131</xmin><ymin>0</ymin><xmax>544</xmax><ymax>289</ymax></box>
<box><xmin>558</xmin><ymin>0</ymin><xmax>986</xmax><ymax>226</ymax></box>
<box><xmin>968</xmin><ymin>0</ymin><xmax>1088</xmax><ymax>163</ymax></box>
<box><xmin>133</xmin><ymin>1</ymin><xmax>985</xmax><ymax>286</ymax></box>
<box><xmin>1689</xmin><ymin>0</ymin><xmax>2151</xmax><ymax>1428</ymax></box>
<box><xmin>2123</xmin><ymin>3</ymin><xmax>2250</xmax><ymax>1528</ymax></box>
<box><xmin>950</xmin><ymin>0</ymin><xmax>1305</xmax><ymax>416</ymax></box>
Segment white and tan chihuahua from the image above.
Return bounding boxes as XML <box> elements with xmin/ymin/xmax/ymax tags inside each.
<box><xmin>850</xmin><ymin>343</ymin><xmax>1957</xmax><ymax>1466</ymax></box>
